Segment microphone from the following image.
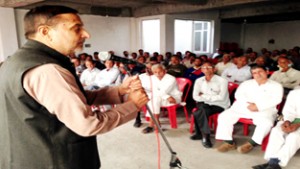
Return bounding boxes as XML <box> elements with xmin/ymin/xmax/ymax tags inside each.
<box><xmin>99</xmin><ymin>51</ymin><xmax>145</xmax><ymax>68</ymax></box>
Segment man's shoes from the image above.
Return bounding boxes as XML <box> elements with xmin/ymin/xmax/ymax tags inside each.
<box><xmin>252</xmin><ymin>163</ymin><xmax>269</xmax><ymax>169</ymax></box>
<box><xmin>217</xmin><ymin>142</ymin><xmax>237</xmax><ymax>152</ymax></box>
<box><xmin>252</xmin><ymin>163</ymin><xmax>281</xmax><ymax>169</ymax></box>
<box><xmin>237</xmin><ymin>142</ymin><xmax>254</xmax><ymax>154</ymax></box>
<box><xmin>190</xmin><ymin>134</ymin><xmax>202</xmax><ymax>140</ymax></box>
<box><xmin>142</xmin><ymin>126</ymin><xmax>154</xmax><ymax>134</ymax></box>
<box><xmin>133</xmin><ymin>121</ymin><xmax>142</xmax><ymax>128</ymax></box>
<box><xmin>265</xmin><ymin>164</ymin><xmax>281</xmax><ymax>169</ymax></box>
<box><xmin>202</xmin><ymin>138</ymin><xmax>212</xmax><ymax>148</ymax></box>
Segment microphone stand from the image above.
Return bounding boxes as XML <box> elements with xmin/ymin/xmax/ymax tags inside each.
<box><xmin>123</xmin><ymin>64</ymin><xmax>182</xmax><ymax>169</ymax></box>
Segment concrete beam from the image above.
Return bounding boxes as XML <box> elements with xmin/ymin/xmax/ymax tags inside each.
<box><xmin>219</xmin><ymin>1</ymin><xmax>300</xmax><ymax>19</ymax></box>
<box><xmin>0</xmin><ymin>0</ymin><xmax>44</xmax><ymax>7</ymax></box>
<box><xmin>132</xmin><ymin>0</ymin><xmax>271</xmax><ymax>17</ymax></box>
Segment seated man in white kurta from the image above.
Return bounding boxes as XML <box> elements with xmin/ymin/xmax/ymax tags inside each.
<box><xmin>270</xmin><ymin>56</ymin><xmax>300</xmax><ymax>95</ymax></box>
<box><xmin>142</xmin><ymin>64</ymin><xmax>182</xmax><ymax>134</ymax></box>
<box><xmin>221</xmin><ymin>55</ymin><xmax>252</xmax><ymax>84</ymax></box>
<box><xmin>93</xmin><ymin>59</ymin><xmax>120</xmax><ymax>112</ymax></box>
<box><xmin>253</xmin><ymin>88</ymin><xmax>300</xmax><ymax>169</ymax></box>
<box><xmin>94</xmin><ymin>59</ymin><xmax>120</xmax><ymax>88</ymax></box>
<box><xmin>216</xmin><ymin>65</ymin><xmax>283</xmax><ymax>154</ymax></box>
<box><xmin>80</xmin><ymin>60</ymin><xmax>100</xmax><ymax>90</ymax></box>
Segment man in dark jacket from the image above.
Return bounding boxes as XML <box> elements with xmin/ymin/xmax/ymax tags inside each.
<box><xmin>0</xmin><ymin>5</ymin><xmax>148</xmax><ymax>169</ymax></box>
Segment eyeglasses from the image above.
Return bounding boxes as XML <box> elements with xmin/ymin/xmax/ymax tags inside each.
<box><xmin>201</xmin><ymin>66</ymin><xmax>213</xmax><ymax>69</ymax></box>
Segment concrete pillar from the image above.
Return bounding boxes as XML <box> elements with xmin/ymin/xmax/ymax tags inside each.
<box><xmin>0</xmin><ymin>7</ymin><xmax>18</xmax><ymax>62</ymax></box>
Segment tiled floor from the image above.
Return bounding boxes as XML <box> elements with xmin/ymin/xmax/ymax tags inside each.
<box><xmin>97</xmin><ymin>109</ymin><xmax>300</xmax><ymax>169</ymax></box>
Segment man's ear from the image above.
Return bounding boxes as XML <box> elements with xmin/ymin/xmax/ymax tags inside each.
<box><xmin>37</xmin><ymin>25</ymin><xmax>52</xmax><ymax>41</ymax></box>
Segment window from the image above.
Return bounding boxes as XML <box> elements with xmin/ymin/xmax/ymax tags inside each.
<box><xmin>194</xmin><ymin>21</ymin><xmax>211</xmax><ymax>53</ymax></box>
<box><xmin>175</xmin><ymin>19</ymin><xmax>212</xmax><ymax>54</ymax></box>
<box><xmin>142</xmin><ymin>19</ymin><xmax>160</xmax><ymax>53</ymax></box>
<box><xmin>174</xmin><ymin>20</ymin><xmax>193</xmax><ymax>54</ymax></box>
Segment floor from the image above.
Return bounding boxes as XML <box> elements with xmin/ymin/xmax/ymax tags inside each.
<box><xmin>96</xmin><ymin>108</ymin><xmax>300</xmax><ymax>169</ymax></box>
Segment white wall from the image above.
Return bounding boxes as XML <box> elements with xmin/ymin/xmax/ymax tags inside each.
<box><xmin>11</xmin><ymin>8</ymin><xmax>222</xmax><ymax>58</ymax></box>
<box><xmin>221</xmin><ymin>21</ymin><xmax>300</xmax><ymax>53</ymax></box>
<box><xmin>0</xmin><ymin>7</ymin><xmax>19</xmax><ymax>61</ymax></box>
<box><xmin>12</xmin><ymin>8</ymin><xmax>300</xmax><ymax>60</ymax></box>
<box><xmin>15</xmin><ymin>9</ymin><xmax>27</xmax><ymax>48</ymax></box>
<box><xmin>80</xmin><ymin>15</ymin><xmax>132</xmax><ymax>55</ymax></box>
<box><xmin>244</xmin><ymin>21</ymin><xmax>300</xmax><ymax>52</ymax></box>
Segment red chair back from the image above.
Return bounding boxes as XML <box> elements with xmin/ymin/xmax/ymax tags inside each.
<box><xmin>228</xmin><ymin>82</ymin><xmax>239</xmax><ymax>95</ymax></box>
<box><xmin>176</xmin><ymin>77</ymin><xmax>192</xmax><ymax>102</ymax></box>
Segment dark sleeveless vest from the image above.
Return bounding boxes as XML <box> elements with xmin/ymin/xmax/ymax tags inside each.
<box><xmin>0</xmin><ymin>40</ymin><xmax>100</xmax><ymax>169</ymax></box>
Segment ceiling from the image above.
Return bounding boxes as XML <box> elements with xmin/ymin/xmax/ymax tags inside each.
<box><xmin>1</xmin><ymin>0</ymin><xmax>300</xmax><ymax>23</ymax></box>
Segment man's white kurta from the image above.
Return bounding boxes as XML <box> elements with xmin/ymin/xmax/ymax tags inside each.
<box><xmin>264</xmin><ymin>89</ymin><xmax>300</xmax><ymax>167</ymax></box>
<box><xmin>146</xmin><ymin>73</ymin><xmax>182</xmax><ymax>115</ymax></box>
<box><xmin>216</xmin><ymin>79</ymin><xmax>283</xmax><ymax>144</ymax></box>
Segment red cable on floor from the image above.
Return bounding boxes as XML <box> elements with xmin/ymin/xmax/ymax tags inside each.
<box><xmin>148</xmin><ymin>70</ymin><xmax>161</xmax><ymax>169</ymax></box>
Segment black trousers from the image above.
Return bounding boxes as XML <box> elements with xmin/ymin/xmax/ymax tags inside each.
<box><xmin>193</xmin><ymin>102</ymin><xmax>224</xmax><ymax>135</ymax></box>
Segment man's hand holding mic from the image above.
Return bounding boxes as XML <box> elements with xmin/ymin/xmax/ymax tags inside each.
<box><xmin>118</xmin><ymin>75</ymin><xmax>149</xmax><ymax>109</ymax></box>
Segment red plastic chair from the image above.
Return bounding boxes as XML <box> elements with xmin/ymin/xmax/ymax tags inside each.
<box><xmin>189</xmin><ymin>82</ymin><xmax>239</xmax><ymax>134</ymax></box>
<box><xmin>237</xmin><ymin>102</ymin><xmax>283</xmax><ymax>151</ymax></box>
<box><xmin>228</xmin><ymin>82</ymin><xmax>239</xmax><ymax>96</ymax></box>
<box><xmin>189</xmin><ymin>109</ymin><xmax>219</xmax><ymax>134</ymax></box>
<box><xmin>236</xmin><ymin>118</ymin><xmax>271</xmax><ymax>151</ymax></box>
<box><xmin>238</xmin><ymin>103</ymin><xmax>284</xmax><ymax>136</ymax></box>
<box><xmin>161</xmin><ymin>77</ymin><xmax>192</xmax><ymax>129</ymax></box>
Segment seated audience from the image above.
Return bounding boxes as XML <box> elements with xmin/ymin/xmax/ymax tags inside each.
<box><xmin>251</xmin><ymin>56</ymin><xmax>266</xmax><ymax>66</ymax></box>
<box><xmin>165</xmin><ymin>52</ymin><xmax>172</xmax><ymax>65</ymax></box>
<box><xmin>115</xmin><ymin>62</ymin><xmax>143</xmax><ymax>128</ymax></box>
<box><xmin>137</xmin><ymin>56</ymin><xmax>146</xmax><ymax>64</ymax></box>
<box><xmin>115</xmin><ymin>63</ymin><xmax>129</xmax><ymax>86</ymax></box>
<box><xmin>71</xmin><ymin>57</ymin><xmax>85</xmax><ymax>76</ymax></box>
<box><xmin>123</xmin><ymin>50</ymin><xmax>129</xmax><ymax>58</ymax></box>
<box><xmin>264</xmin><ymin>51</ymin><xmax>277</xmax><ymax>70</ymax></box>
<box><xmin>215</xmin><ymin>53</ymin><xmax>234</xmax><ymax>76</ymax></box>
<box><xmin>94</xmin><ymin>59</ymin><xmax>120</xmax><ymax>88</ymax></box>
<box><xmin>253</xmin><ymin>88</ymin><xmax>300</xmax><ymax>169</ymax></box>
<box><xmin>200</xmin><ymin>54</ymin><xmax>208</xmax><ymax>62</ymax></box>
<box><xmin>134</xmin><ymin>60</ymin><xmax>158</xmax><ymax>128</ymax></box>
<box><xmin>176</xmin><ymin>51</ymin><xmax>183</xmax><ymax>60</ymax></box>
<box><xmin>271</xmin><ymin>49</ymin><xmax>280</xmax><ymax>62</ymax></box>
<box><xmin>249</xmin><ymin>56</ymin><xmax>274</xmax><ymax>72</ymax></box>
<box><xmin>93</xmin><ymin>51</ymin><xmax>106</xmax><ymax>70</ymax></box>
<box><xmin>78</xmin><ymin>52</ymin><xmax>88</xmax><ymax>67</ymax></box>
<box><xmin>270</xmin><ymin>56</ymin><xmax>300</xmax><ymax>95</ymax></box>
<box><xmin>144</xmin><ymin>52</ymin><xmax>151</xmax><ymax>62</ymax></box>
<box><xmin>211</xmin><ymin>48</ymin><xmax>224</xmax><ymax>60</ymax></box>
<box><xmin>130</xmin><ymin>52</ymin><xmax>138</xmax><ymax>60</ymax></box>
<box><xmin>248</xmin><ymin>52</ymin><xmax>258</xmax><ymax>65</ymax></box>
<box><xmin>183</xmin><ymin>53</ymin><xmax>196</xmax><ymax>68</ymax></box>
<box><xmin>166</xmin><ymin>55</ymin><xmax>187</xmax><ymax>77</ymax></box>
<box><xmin>138</xmin><ymin>49</ymin><xmax>144</xmax><ymax>56</ymax></box>
<box><xmin>190</xmin><ymin>62</ymin><xmax>230</xmax><ymax>148</ymax></box>
<box><xmin>216</xmin><ymin>65</ymin><xmax>283</xmax><ymax>153</ymax></box>
<box><xmin>290</xmin><ymin>46</ymin><xmax>300</xmax><ymax>71</ymax></box>
<box><xmin>184</xmin><ymin>57</ymin><xmax>204</xmax><ymax>83</ymax></box>
<box><xmin>142</xmin><ymin>64</ymin><xmax>182</xmax><ymax>134</ymax></box>
<box><xmin>221</xmin><ymin>55</ymin><xmax>252</xmax><ymax>84</ymax></box>
<box><xmin>80</xmin><ymin>60</ymin><xmax>100</xmax><ymax>90</ymax></box>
